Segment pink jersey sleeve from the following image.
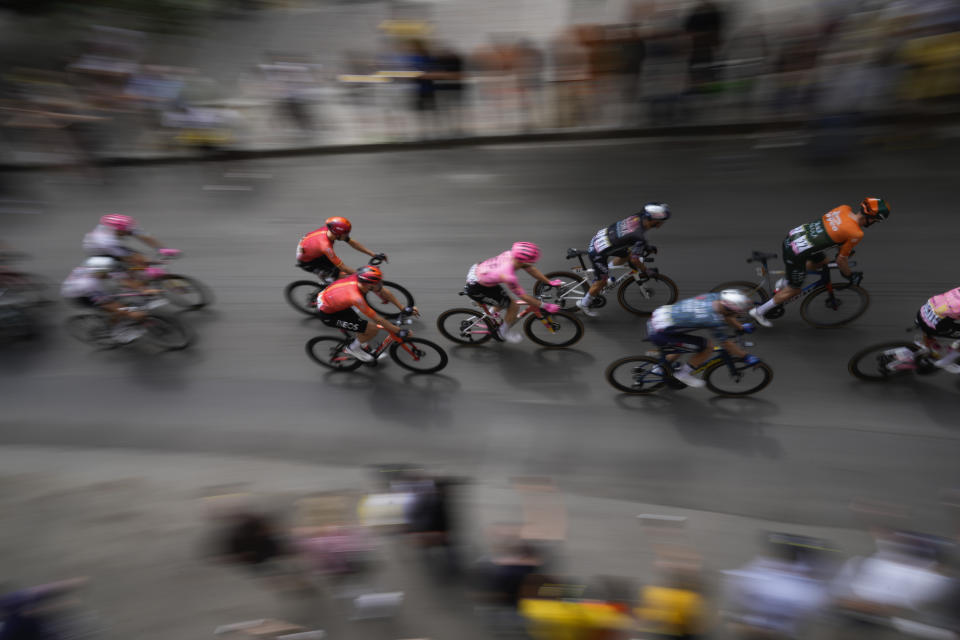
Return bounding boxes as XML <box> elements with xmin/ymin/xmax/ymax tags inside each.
<box><xmin>930</xmin><ymin>287</ymin><xmax>960</xmax><ymax>320</ymax></box>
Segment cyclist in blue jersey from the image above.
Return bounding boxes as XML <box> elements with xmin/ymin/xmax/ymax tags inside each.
<box><xmin>647</xmin><ymin>290</ymin><xmax>758</xmax><ymax>387</ymax></box>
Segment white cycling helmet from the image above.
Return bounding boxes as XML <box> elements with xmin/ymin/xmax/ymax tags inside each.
<box><xmin>84</xmin><ymin>256</ymin><xmax>118</xmax><ymax>273</ymax></box>
<box><xmin>719</xmin><ymin>289</ymin><xmax>753</xmax><ymax>312</ymax></box>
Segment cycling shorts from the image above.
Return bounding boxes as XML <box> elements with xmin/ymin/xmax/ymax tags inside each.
<box><xmin>917</xmin><ymin>306</ymin><xmax>960</xmax><ymax>338</ymax></box>
<box><xmin>318</xmin><ymin>308</ymin><xmax>368</xmax><ymax>333</ymax></box>
<box><xmin>297</xmin><ymin>256</ymin><xmax>339</xmax><ymax>279</ymax></box>
<box><xmin>587</xmin><ymin>248</ymin><xmax>628</xmax><ymax>282</ymax></box>
<box><xmin>646</xmin><ymin>329</ymin><xmax>707</xmax><ymax>352</ymax></box>
<box><xmin>465</xmin><ymin>282</ymin><xmax>510</xmax><ymax>308</ymax></box>
<box><xmin>68</xmin><ymin>296</ymin><xmax>101</xmax><ymax>309</ymax></box>
<box><xmin>781</xmin><ymin>239</ymin><xmax>825</xmax><ymax>288</ymax></box>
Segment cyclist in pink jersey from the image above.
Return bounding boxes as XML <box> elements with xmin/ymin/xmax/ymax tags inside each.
<box><xmin>464</xmin><ymin>242</ymin><xmax>562</xmax><ymax>343</ymax></box>
<box><xmin>916</xmin><ymin>287</ymin><xmax>960</xmax><ymax>372</ymax></box>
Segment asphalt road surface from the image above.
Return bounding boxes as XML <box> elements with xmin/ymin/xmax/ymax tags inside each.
<box><xmin>3</xmin><ymin>136</ymin><xmax>959</xmax><ymax>533</ymax></box>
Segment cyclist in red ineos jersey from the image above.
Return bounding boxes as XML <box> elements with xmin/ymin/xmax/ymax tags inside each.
<box><xmin>295</xmin><ymin>216</ymin><xmax>388</xmax><ymax>281</ymax></box>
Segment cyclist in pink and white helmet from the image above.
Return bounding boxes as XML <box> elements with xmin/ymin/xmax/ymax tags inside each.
<box><xmin>463</xmin><ymin>242</ymin><xmax>564</xmax><ymax>343</ymax></box>
<box><xmin>83</xmin><ymin>213</ymin><xmax>167</xmax><ymax>267</ymax></box>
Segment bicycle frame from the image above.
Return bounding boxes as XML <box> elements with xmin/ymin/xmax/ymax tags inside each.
<box><xmin>331</xmin><ymin>313</ymin><xmax>424</xmax><ymax>364</ymax></box>
<box><xmin>469</xmin><ymin>297</ymin><xmax>563</xmax><ymax>338</ymax></box>
<box><xmin>653</xmin><ymin>338</ymin><xmax>741</xmax><ymax>379</ymax></box>
<box><xmin>746</xmin><ymin>254</ymin><xmax>854</xmax><ymax>304</ymax></box>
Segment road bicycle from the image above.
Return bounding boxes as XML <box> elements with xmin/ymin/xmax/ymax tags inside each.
<box><xmin>533</xmin><ymin>246</ymin><xmax>679</xmax><ymax>316</ymax></box>
<box><xmin>65</xmin><ymin>292</ymin><xmax>194</xmax><ymax>351</ymax></box>
<box><xmin>711</xmin><ymin>250</ymin><xmax>869</xmax><ymax>328</ymax></box>
<box><xmin>848</xmin><ymin>326</ymin><xmax>960</xmax><ymax>382</ymax></box>
<box><xmin>437</xmin><ymin>290</ymin><xmax>584</xmax><ymax>348</ymax></box>
<box><xmin>306</xmin><ymin>308</ymin><xmax>448</xmax><ymax>374</ymax></box>
<box><xmin>285</xmin><ymin>255</ymin><xmax>414</xmax><ymax>320</ymax></box>
<box><xmin>132</xmin><ymin>248</ymin><xmax>214</xmax><ymax>310</ymax></box>
<box><xmin>606</xmin><ymin>332</ymin><xmax>773</xmax><ymax>396</ymax></box>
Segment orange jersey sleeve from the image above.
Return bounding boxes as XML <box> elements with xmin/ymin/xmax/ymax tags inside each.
<box><xmin>297</xmin><ymin>229</ymin><xmax>343</xmax><ymax>266</ymax></box>
<box><xmin>822</xmin><ymin>206</ymin><xmax>863</xmax><ymax>257</ymax></box>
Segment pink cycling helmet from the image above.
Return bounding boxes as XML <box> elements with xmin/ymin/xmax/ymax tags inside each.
<box><xmin>511</xmin><ymin>241</ymin><xmax>541</xmax><ymax>263</ymax></box>
<box><xmin>100</xmin><ymin>214</ymin><xmax>136</xmax><ymax>232</ymax></box>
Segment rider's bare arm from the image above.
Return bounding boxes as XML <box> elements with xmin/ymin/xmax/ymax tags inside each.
<box><xmin>628</xmin><ymin>254</ymin><xmax>648</xmax><ymax>273</ymax></box>
<box><xmin>520</xmin><ymin>265</ymin><xmax>552</xmax><ymax>285</ymax></box>
<box><xmin>346</xmin><ymin>238</ymin><xmax>384</xmax><ymax>260</ymax></box>
<box><xmin>518</xmin><ymin>293</ymin><xmax>543</xmax><ymax>308</ymax></box>
<box><xmin>136</xmin><ymin>233</ymin><xmax>163</xmax><ymax>251</ymax></box>
<box><xmin>101</xmin><ymin>300</ymin><xmax>144</xmax><ymax>320</ymax></box>
<box><xmin>373</xmin><ymin>286</ymin><xmax>418</xmax><ymax>315</ymax></box>
<box><xmin>370</xmin><ymin>311</ymin><xmax>403</xmax><ymax>336</ymax></box>
<box><xmin>835</xmin><ymin>253</ymin><xmax>852</xmax><ymax>278</ymax></box>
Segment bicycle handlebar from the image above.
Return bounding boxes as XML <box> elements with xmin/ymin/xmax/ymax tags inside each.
<box><xmin>368</xmin><ymin>254</ymin><xmax>387</xmax><ymax>266</ymax></box>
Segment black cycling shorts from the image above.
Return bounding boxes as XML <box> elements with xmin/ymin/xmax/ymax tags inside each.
<box><xmin>69</xmin><ymin>296</ymin><xmax>100</xmax><ymax>309</ymax></box>
<box><xmin>318</xmin><ymin>308</ymin><xmax>368</xmax><ymax>333</ymax></box>
<box><xmin>587</xmin><ymin>247</ymin><xmax>630</xmax><ymax>282</ymax></box>
<box><xmin>646</xmin><ymin>329</ymin><xmax>707</xmax><ymax>352</ymax></box>
<box><xmin>465</xmin><ymin>282</ymin><xmax>510</xmax><ymax>308</ymax></box>
<box><xmin>297</xmin><ymin>256</ymin><xmax>338</xmax><ymax>279</ymax></box>
<box><xmin>917</xmin><ymin>309</ymin><xmax>960</xmax><ymax>339</ymax></box>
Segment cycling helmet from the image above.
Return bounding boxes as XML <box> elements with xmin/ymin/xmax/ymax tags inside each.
<box><xmin>641</xmin><ymin>202</ymin><xmax>671</xmax><ymax>221</ymax></box>
<box><xmin>100</xmin><ymin>214</ymin><xmax>136</xmax><ymax>232</ymax></box>
<box><xmin>84</xmin><ymin>256</ymin><xmax>118</xmax><ymax>273</ymax></box>
<box><xmin>860</xmin><ymin>197</ymin><xmax>890</xmax><ymax>222</ymax></box>
<box><xmin>511</xmin><ymin>241</ymin><xmax>541</xmax><ymax>263</ymax></box>
<box><xmin>719</xmin><ymin>289</ymin><xmax>753</xmax><ymax>313</ymax></box>
<box><xmin>326</xmin><ymin>216</ymin><xmax>352</xmax><ymax>236</ymax></box>
<box><xmin>356</xmin><ymin>265</ymin><xmax>383</xmax><ymax>285</ymax></box>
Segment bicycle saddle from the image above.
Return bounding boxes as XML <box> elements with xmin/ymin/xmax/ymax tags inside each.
<box><xmin>566</xmin><ymin>248</ymin><xmax>588</xmax><ymax>259</ymax></box>
<box><xmin>747</xmin><ymin>251</ymin><xmax>778</xmax><ymax>263</ymax></box>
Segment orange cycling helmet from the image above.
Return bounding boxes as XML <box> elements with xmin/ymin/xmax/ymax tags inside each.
<box><xmin>356</xmin><ymin>265</ymin><xmax>383</xmax><ymax>284</ymax></box>
<box><xmin>326</xmin><ymin>216</ymin><xmax>352</xmax><ymax>236</ymax></box>
<box><xmin>859</xmin><ymin>197</ymin><xmax>890</xmax><ymax>222</ymax></box>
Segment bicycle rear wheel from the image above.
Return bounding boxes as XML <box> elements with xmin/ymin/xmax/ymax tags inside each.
<box><xmin>533</xmin><ymin>271</ymin><xmax>590</xmax><ymax>311</ymax></box>
<box><xmin>285</xmin><ymin>280</ymin><xmax>324</xmax><ymax>316</ymax></box>
<box><xmin>437</xmin><ymin>308</ymin><xmax>494</xmax><ymax>345</ymax></box>
<box><xmin>523</xmin><ymin>311</ymin><xmax>584</xmax><ymax>348</ymax></box>
<box><xmin>156</xmin><ymin>274</ymin><xmax>214</xmax><ymax>309</ymax></box>
<box><xmin>800</xmin><ymin>284</ymin><xmax>869</xmax><ymax>328</ymax></box>
<box><xmin>390</xmin><ymin>338</ymin><xmax>449</xmax><ymax>374</ymax></box>
<box><xmin>141</xmin><ymin>314</ymin><xmax>194</xmax><ymax>350</ymax></box>
<box><xmin>617</xmin><ymin>274</ymin><xmax>679</xmax><ymax>316</ymax></box>
<box><xmin>364</xmin><ymin>281</ymin><xmax>414</xmax><ymax>320</ymax></box>
<box><xmin>703</xmin><ymin>359</ymin><xmax>773</xmax><ymax>396</ymax></box>
<box><xmin>605</xmin><ymin>356</ymin><xmax>667</xmax><ymax>394</ymax></box>
<box><xmin>306</xmin><ymin>336</ymin><xmax>363</xmax><ymax>371</ymax></box>
<box><xmin>65</xmin><ymin>314</ymin><xmax>117</xmax><ymax>348</ymax></box>
<box><xmin>848</xmin><ymin>341</ymin><xmax>922</xmax><ymax>381</ymax></box>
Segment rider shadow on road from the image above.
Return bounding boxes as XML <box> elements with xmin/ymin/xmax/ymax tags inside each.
<box><xmin>492</xmin><ymin>346</ymin><xmax>595</xmax><ymax>400</ymax></box>
<box><xmin>321</xmin><ymin>367</ymin><xmax>461</xmax><ymax>430</ymax></box>
<box><xmin>615</xmin><ymin>392</ymin><xmax>783</xmax><ymax>459</ymax></box>
<box><xmin>848</xmin><ymin>377</ymin><xmax>960</xmax><ymax>431</ymax></box>
<box><xmin>117</xmin><ymin>342</ymin><xmax>205</xmax><ymax>391</ymax></box>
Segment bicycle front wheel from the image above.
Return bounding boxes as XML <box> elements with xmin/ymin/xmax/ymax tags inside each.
<box><xmin>617</xmin><ymin>274</ymin><xmax>679</xmax><ymax>316</ymax></box>
<box><xmin>364</xmin><ymin>281</ymin><xmax>414</xmax><ymax>320</ymax></box>
<box><xmin>157</xmin><ymin>274</ymin><xmax>214</xmax><ymax>309</ymax></box>
<box><xmin>437</xmin><ymin>308</ymin><xmax>494</xmax><ymax>345</ymax></box>
<box><xmin>523</xmin><ymin>311</ymin><xmax>584</xmax><ymax>348</ymax></box>
<box><xmin>800</xmin><ymin>284</ymin><xmax>869</xmax><ymax>328</ymax></box>
<box><xmin>605</xmin><ymin>356</ymin><xmax>667</xmax><ymax>394</ymax></box>
<box><xmin>848</xmin><ymin>341</ymin><xmax>922</xmax><ymax>382</ymax></box>
<box><xmin>533</xmin><ymin>271</ymin><xmax>590</xmax><ymax>311</ymax></box>
<box><xmin>285</xmin><ymin>280</ymin><xmax>324</xmax><ymax>316</ymax></box>
<box><xmin>142</xmin><ymin>314</ymin><xmax>194</xmax><ymax>350</ymax></box>
<box><xmin>390</xmin><ymin>338</ymin><xmax>449</xmax><ymax>374</ymax></box>
<box><xmin>65</xmin><ymin>314</ymin><xmax>116</xmax><ymax>348</ymax></box>
<box><xmin>306</xmin><ymin>336</ymin><xmax>363</xmax><ymax>371</ymax></box>
<box><xmin>703</xmin><ymin>358</ymin><xmax>773</xmax><ymax>396</ymax></box>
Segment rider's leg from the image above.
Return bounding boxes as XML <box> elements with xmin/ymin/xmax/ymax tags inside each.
<box><xmin>503</xmin><ymin>298</ymin><xmax>521</xmax><ymax>327</ymax></box>
<box><xmin>498</xmin><ymin>299</ymin><xmax>523</xmax><ymax>342</ymax></box>
<box><xmin>674</xmin><ymin>339</ymin><xmax>709</xmax><ymax>388</ymax></box>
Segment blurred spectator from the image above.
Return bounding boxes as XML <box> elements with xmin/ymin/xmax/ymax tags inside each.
<box><xmin>259</xmin><ymin>56</ymin><xmax>323</xmax><ymax>135</ymax></box>
<box><xmin>723</xmin><ymin>532</ymin><xmax>835</xmax><ymax>639</ymax></box>
<box><xmin>684</xmin><ymin>0</ymin><xmax>726</xmax><ymax>92</ymax></box>
<box><xmin>514</xmin><ymin>39</ymin><xmax>545</xmax><ymax>131</ymax></box>
<box><xmin>641</xmin><ymin>6</ymin><xmax>689</xmax><ymax>126</ymax></box>
<box><xmin>550</xmin><ymin>28</ymin><xmax>591</xmax><ymax>128</ymax></box>
<box><xmin>0</xmin><ymin>578</ymin><xmax>89</xmax><ymax>640</ymax></box>
<box><xmin>831</xmin><ymin>528</ymin><xmax>956</xmax><ymax>627</ymax></box>
<box><xmin>407</xmin><ymin>475</ymin><xmax>463</xmax><ymax>580</ymax></box>
<box><xmin>432</xmin><ymin>43</ymin><xmax>468</xmax><ymax>135</ymax></box>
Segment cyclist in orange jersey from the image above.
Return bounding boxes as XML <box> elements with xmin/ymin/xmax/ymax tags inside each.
<box><xmin>315</xmin><ymin>266</ymin><xmax>417</xmax><ymax>362</ymax></box>
<box><xmin>296</xmin><ymin>216</ymin><xmax>387</xmax><ymax>280</ymax></box>
<box><xmin>750</xmin><ymin>197</ymin><xmax>890</xmax><ymax>327</ymax></box>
